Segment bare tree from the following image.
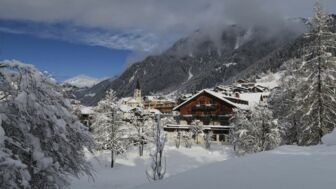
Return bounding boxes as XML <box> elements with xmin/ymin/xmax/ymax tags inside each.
<box><xmin>146</xmin><ymin>114</ymin><xmax>166</xmax><ymax>181</ymax></box>
<box><xmin>175</xmin><ymin>130</ymin><xmax>181</xmax><ymax>149</ymax></box>
<box><xmin>204</xmin><ymin>131</ymin><xmax>213</xmax><ymax>150</ymax></box>
<box><xmin>91</xmin><ymin>90</ymin><xmax>129</xmax><ymax>168</ymax></box>
<box><xmin>129</xmin><ymin>108</ymin><xmax>152</xmax><ymax>157</ymax></box>
<box><xmin>183</xmin><ymin>131</ymin><xmax>193</xmax><ymax>148</ymax></box>
<box><xmin>190</xmin><ymin>120</ymin><xmax>204</xmax><ymax>144</ymax></box>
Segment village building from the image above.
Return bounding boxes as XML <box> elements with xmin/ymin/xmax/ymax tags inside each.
<box><xmin>70</xmin><ymin>99</ymin><xmax>95</xmax><ymax>129</ymax></box>
<box><xmin>165</xmin><ymin>81</ymin><xmax>271</xmax><ymax>145</ymax></box>
<box><xmin>122</xmin><ymin>80</ymin><xmax>143</xmax><ymax>108</ymax></box>
<box><xmin>165</xmin><ymin>89</ymin><xmax>250</xmax><ymax>144</ymax></box>
<box><xmin>143</xmin><ymin>96</ymin><xmax>176</xmax><ymax>114</ymax></box>
<box><xmin>121</xmin><ymin>80</ymin><xmax>177</xmax><ymax>114</ymax></box>
<box><xmin>176</xmin><ymin>93</ymin><xmax>193</xmax><ymax>105</ymax></box>
<box><xmin>78</xmin><ymin>106</ymin><xmax>95</xmax><ymax>131</ymax></box>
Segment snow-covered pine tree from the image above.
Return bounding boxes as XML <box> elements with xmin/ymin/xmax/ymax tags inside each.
<box><xmin>252</xmin><ymin>105</ymin><xmax>281</xmax><ymax>151</ymax></box>
<box><xmin>269</xmin><ymin>65</ymin><xmax>301</xmax><ymax>145</ymax></box>
<box><xmin>231</xmin><ymin>105</ymin><xmax>281</xmax><ymax>155</ymax></box>
<box><xmin>273</xmin><ymin>1</ymin><xmax>336</xmax><ymax>145</ymax></box>
<box><xmin>91</xmin><ymin>89</ymin><xmax>129</xmax><ymax>168</ymax></box>
<box><xmin>0</xmin><ymin>60</ymin><xmax>94</xmax><ymax>188</ymax></box>
<box><xmin>230</xmin><ymin>109</ymin><xmax>258</xmax><ymax>155</ymax></box>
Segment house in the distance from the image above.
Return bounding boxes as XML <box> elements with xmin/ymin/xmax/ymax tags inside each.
<box><xmin>143</xmin><ymin>96</ymin><xmax>176</xmax><ymax>114</ymax></box>
<box><xmin>120</xmin><ymin>81</ymin><xmax>176</xmax><ymax>114</ymax></box>
<box><xmin>121</xmin><ymin>80</ymin><xmax>143</xmax><ymax>108</ymax></box>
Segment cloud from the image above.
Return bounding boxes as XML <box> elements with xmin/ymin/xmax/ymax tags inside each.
<box><xmin>0</xmin><ymin>20</ymin><xmax>161</xmax><ymax>52</ymax></box>
<box><xmin>76</xmin><ymin>30</ymin><xmax>159</xmax><ymax>52</ymax></box>
<box><xmin>1</xmin><ymin>0</ymin><xmax>335</xmax><ymax>31</ymax></box>
<box><xmin>1</xmin><ymin>0</ymin><xmax>335</xmax><ymax>52</ymax></box>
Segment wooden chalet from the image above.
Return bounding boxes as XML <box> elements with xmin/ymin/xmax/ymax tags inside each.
<box><xmin>165</xmin><ymin>89</ymin><xmax>249</xmax><ymax>143</ymax></box>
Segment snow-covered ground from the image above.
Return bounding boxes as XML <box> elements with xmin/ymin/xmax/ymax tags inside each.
<box><xmin>70</xmin><ymin>145</ymin><xmax>234</xmax><ymax>189</ymax></box>
<box><xmin>133</xmin><ymin>131</ymin><xmax>336</xmax><ymax>189</ymax></box>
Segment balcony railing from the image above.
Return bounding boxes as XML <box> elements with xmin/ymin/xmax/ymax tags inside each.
<box><xmin>192</xmin><ymin>104</ymin><xmax>217</xmax><ymax>111</ymax></box>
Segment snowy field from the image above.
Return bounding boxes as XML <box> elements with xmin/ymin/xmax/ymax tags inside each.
<box><xmin>133</xmin><ymin>131</ymin><xmax>336</xmax><ymax>189</ymax></box>
<box><xmin>70</xmin><ymin>145</ymin><xmax>235</xmax><ymax>189</ymax></box>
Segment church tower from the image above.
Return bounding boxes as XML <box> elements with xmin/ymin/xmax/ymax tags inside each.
<box><xmin>134</xmin><ymin>80</ymin><xmax>142</xmax><ymax>103</ymax></box>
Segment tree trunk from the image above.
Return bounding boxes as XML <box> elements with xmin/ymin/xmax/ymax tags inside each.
<box><xmin>317</xmin><ymin>23</ymin><xmax>324</xmax><ymax>144</ymax></box>
<box><xmin>111</xmin><ymin>149</ymin><xmax>115</xmax><ymax>168</ymax></box>
<box><xmin>139</xmin><ymin>142</ymin><xmax>144</xmax><ymax>157</ymax></box>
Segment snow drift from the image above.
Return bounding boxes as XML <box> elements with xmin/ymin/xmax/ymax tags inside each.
<box><xmin>133</xmin><ymin>135</ymin><xmax>336</xmax><ymax>189</ymax></box>
<box><xmin>322</xmin><ymin>129</ymin><xmax>336</xmax><ymax>146</ymax></box>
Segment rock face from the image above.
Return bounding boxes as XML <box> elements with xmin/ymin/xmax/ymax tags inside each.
<box><xmin>77</xmin><ymin>16</ymin><xmax>336</xmax><ymax>106</ymax></box>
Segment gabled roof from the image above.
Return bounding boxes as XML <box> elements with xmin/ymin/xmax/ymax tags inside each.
<box><xmin>173</xmin><ymin>89</ymin><xmax>249</xmax><ymax>111</ymax></box>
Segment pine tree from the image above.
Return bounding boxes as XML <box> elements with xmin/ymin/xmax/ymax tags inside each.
<box><xmin>231</xmin><ymin>105</ymin><xmax>281</xmax><ymax>155</ymax></box>
<box><xmin>252</xmin><ymin>105</ymin><xmax>281</xmax><ymax>151</ymax></box>
<box><xmin>230</xmin><ymin>109</ymin><xmax>258</xmax><ymax>155</ymax></box>
<box><xmin>272</xmin><ymin>1</ymin><xmax>336</xmax><ymax>145</ymax></box>
<box><xmin>269</xmin><ymin>60</ymin><xmax>301</xmax><ymax>144</ymax></box>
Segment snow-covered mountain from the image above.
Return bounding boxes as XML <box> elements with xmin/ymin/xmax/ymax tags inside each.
<box><xmin>77</xmin><ymin>24</ymin><xmax>302</xmax><ymax>106</ymax></box>
<box><xmin>77</xmin><ymin>15</ymin><xmax>336</xmax><ymax>106</ymax></box>
<box><xmin>63</xmin><ymin>75</ymin><xmax>101</xmax><ymax>88</ymax></box>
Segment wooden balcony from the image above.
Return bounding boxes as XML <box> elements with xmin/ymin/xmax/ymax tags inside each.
<box><xmin>191</xmin><ymin>104</ymin><xmax>217</xmax><ymax>111</ymax></box>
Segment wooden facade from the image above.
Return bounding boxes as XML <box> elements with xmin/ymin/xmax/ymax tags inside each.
<box><xmin>174</xmin><ymin>90</ymin><xmax>248</xmax><ymax>127</ymax></box>
<box><xmin>176</xmin><ymin>92</ymin><xmax>233</xmax><ymax>126</ymax></box>
<box><xmin>144</xmin><ymin>100</ymin><xmax>176</xmax><ymax>114</ymax></box>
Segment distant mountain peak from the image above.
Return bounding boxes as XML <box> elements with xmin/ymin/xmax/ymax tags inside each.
<box><xmin>63</xmin><ymin>75</ymin><xmax>101</xmax><ymax>88</ymax></box>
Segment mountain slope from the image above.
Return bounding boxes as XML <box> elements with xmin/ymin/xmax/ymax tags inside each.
<box><xmin>78</xmin><ymin>16</ymin><xmax>335</xmax><ymax>106</ymax></box>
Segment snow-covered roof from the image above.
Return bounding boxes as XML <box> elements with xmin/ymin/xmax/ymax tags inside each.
<box><xmin>147</xmin><ymin>108</ymin><xmax>162</xmax><ymax>115</ymax></box>
<box><xmin>239</xmin><ymin>92</ymin><xmax>270</xmax><ymax>107</ymax></box>
<box><xmin>144</xmin><ymin>96</ymin><xmax>155</xmax><ymax>101</ymax></box>
<box><xmin>127</xmin><ymin>99</ymin><xmax>139</xmax><ymax>103</ymax></box>
<box><xmin>173</xmin><ymin>89</ymin><xmax>249</xmax><ymax>111</ymax></box>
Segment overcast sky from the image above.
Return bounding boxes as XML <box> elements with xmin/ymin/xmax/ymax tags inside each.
<box><xmin>1</xmin><ymin>0</ymin><xmax>336</xmax><ymax>51</ymax></box>
<box><xmin>0</xmin><ymin>0</ymin><xmax>335</xmax><ymax>80</ymax></box>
